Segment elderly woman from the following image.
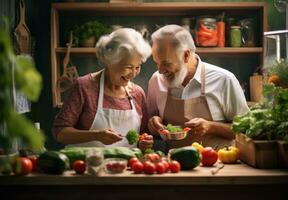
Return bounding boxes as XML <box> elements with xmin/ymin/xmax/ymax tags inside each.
<box><xmin>52</xmin><ymin>28</ymin><xmax>153</xmax><ymax>150</ymax></box>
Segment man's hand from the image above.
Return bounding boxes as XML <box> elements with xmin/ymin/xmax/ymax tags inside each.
<box><xmin>148</xmin><ymin>116</ymin><xmax>165</xmax><ymax>135</ymax></box>
<box><xmin>138</xmin><ymin>133</ymin><xmax>153</xmax><ymax>151</ymax></box>
<box><xmin>94</xmin><ymin>128</ymin><xmax>123</xmax><ymax>145</ymax></box>
<box><xmin>184</xmin><ymin>118</ymin><xmax>211</xmax><ymax>136</ymax></box>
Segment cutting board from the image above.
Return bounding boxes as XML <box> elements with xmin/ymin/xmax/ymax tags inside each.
<box><xmin>14</xmin><ymin>0</ymin><xmax>31</xmax><ymax>55</ymax></box>
<box><xmin>249</xmin><ymin>73</ymin><xmax>263</xmax><ymax>102</ymax></box>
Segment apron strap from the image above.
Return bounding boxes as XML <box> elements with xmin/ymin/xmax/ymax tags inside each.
<box><xmin>97</xmin><ymin>70</ymin><xmax>105</xmax><ymax>108</ymax></box>
<box><xmin>124</xmin><ymin>86</ymin><xmax>136</xmax><ymax>110</ymax></box>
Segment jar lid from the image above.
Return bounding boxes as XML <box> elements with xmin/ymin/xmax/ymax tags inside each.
<box><xmin>197</xmin><ymin>17</ymin><xmax>216</xmax><ymax>23</ymax></box>
<box><xmin>230</xmin><ymin>26</ymin><xmax>241</xmax><ymax>29</ymax></box>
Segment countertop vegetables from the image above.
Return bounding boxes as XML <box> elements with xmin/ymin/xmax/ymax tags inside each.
<box><xmin>73</xmin><ymin>160</ymin><xmax>87</xmax><ymax>174</ymax></box>
<box><xmin>13</xmin><ymin>157</ymin><xmax>33</xmax><ymax>175</ymax></box>
<box><xmin>169</xmin><ymin>146</ymin><xmax>200</xmax><ymax>170</ymax></box>
<box><xmin>201</xmin><ymin>147</ymin><xmax>218</xmax><ymax>167</ymax></box>
<box><xmin>191</xmin><ymin>142</ymin><xmax>204</xmax><ymax>152</ymax></box>
<box><xmin>37</xmin><ymin>151</ymin><xmax>70</xmax><ymax>174</ymax></box>
<box><xmin>218</xmin><ymin>146</ymin><xmax>240</xmax><ymax>164</ymax></box>
<box><xmin>126</xmin><ymin>130</ymin><xmax>140</xmax><ymax>145</ymax></box>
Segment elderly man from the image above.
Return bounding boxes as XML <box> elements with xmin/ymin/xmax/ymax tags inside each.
<box><xmin>147</xmin><ymin>25</ymin><xmax>249</xmax><ymax>150</ymax></box>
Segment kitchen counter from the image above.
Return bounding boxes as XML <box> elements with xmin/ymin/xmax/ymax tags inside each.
<box><xmin>0</xmin><ymin>163</ymin><xmax>287</xmax><ymax>200</ymax></box>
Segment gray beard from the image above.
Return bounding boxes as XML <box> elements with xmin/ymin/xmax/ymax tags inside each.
<box><xmin>168</xmin><ymin>65</ymin><xmax>188</xmax><ymax>88</ymax></box>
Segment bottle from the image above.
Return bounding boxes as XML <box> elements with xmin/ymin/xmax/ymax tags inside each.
<box><xmin>230</xmin><ymin>26</ymin><xmax>242</xmax><ymax>47</ymax></box>
<box><xmin>34</xmin><ymin>122</ymin><xmax>46</xmax><ymax>151</ymax></box>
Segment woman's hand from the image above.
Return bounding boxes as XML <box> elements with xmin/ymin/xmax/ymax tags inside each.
<box><xmin>94</xmin><ymin>128</ymin><xmax>123</xmax><ymax>145</ymax></box>
<box><xmin>148</xmin><ymin>116</ymin><xmax>165</xmax><ymax>136</ymax></box>
<box><xmin>138</xmin><ymin>133</ymin><xmax>153</xmax><ymax>151</ymax></box>
<box><xmin>184</xmin><ymin>118</ymin><xmax>211</xmax><ymax>136</ymax></box>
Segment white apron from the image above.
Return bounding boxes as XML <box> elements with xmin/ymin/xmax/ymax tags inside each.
<box><xmin>66</xmin><ymin>70</ymin><xmax>141</xmax><ymax>148</ymax></box>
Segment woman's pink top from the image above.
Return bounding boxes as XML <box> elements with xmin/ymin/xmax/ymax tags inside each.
<box><xmin>52</xmin><ymin>73</ymin><xmax>148</xmax><ymax>139</ymax></box>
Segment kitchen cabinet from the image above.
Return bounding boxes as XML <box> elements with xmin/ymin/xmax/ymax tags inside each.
<box><xmin>0</xmin><ymin>163</ymin><xmax>287</xmax><ymax>200</ymax></box>
<box><xmin>51</xmin><ymin>2</ymin><xmax>268</xmax><ymax>107</ymax></box>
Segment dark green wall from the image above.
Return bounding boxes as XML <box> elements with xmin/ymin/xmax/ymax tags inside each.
<box><xmin>1</xmin><ymin>0</ymin><xmax>286</xmax><ymax>150</ymax></box>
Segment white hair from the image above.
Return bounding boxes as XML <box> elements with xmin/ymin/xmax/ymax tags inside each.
<box><xmin>96</xmin><ymin>28</ymin><xmax>151</xmax><ymax>66</ymax></box>
<box><xmin>151</xmin><ymin>24</ymin><xmax>196</xmax><ymax>54</ymax></box>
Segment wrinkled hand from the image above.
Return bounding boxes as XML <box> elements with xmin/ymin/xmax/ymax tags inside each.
<box><xmin>148</xmin><ymin>116</ymin><xmax>165</xmax><ymax>135</ymax></box>
<box><xmin>95</xmin><ymin>128</ymin><xmax>123</xmax><ymax>145</ymax></box>
<box><xmin>138</xmin><ymin>133</ymin><xmax>153</xmax><ymax>151</ymax></box>
<box><xmin>184</xmin><ymin>118</ymin><xmax>211</xmax><ymax>136</ymax></box>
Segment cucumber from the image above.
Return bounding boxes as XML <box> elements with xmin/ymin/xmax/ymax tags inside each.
<box><xmin>170</xmin><ymin>146</ymin><xmax>200</xmax><ymax>170</ymax></box>
<box><xmin>60</xmin><ymin>147</ymin><xmax>141</xmax><ymax>165</ymax></box>
<box><xmin>37</xmin><ymin>151</ymin><xmax>70</xmax><ymax>174</ymax></box>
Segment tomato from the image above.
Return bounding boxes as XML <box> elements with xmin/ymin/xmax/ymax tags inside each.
<box><xmin>144</xmin><ymin>153</ymin><xmax>160</xmax><ymax>163</ymax></box>
<box><xmin>183</xmin><ymin>127</ymin><xmax>191</xmax><ymax>132</ymax></box>
<box><xmin>160</xmin><ymin>160</ymin><xmax>169</xmax><ymax>172</ymax></box>
<box><xmin>13</xmin><ymin>157</ymin><xmax>33</xmax><ymax>175</ymax></box>
<box><xmin>139</xmin><ymin>133</ymin><xmax>149</xmax><ymax>141</ymax></box>
<box><xmin>155</xmin><ymin>162</ymin><xmax>166</xmax><ymax>174</ymax></box>
<box><xmin>169</xmin><ymin>161</ymin><xmax>181</xmax><ymax>173</ymax></box>
<box><xmin>160</xmin><ymin>129</ymin><xmax>169</xmax><ymax>135</ymax></box>
<box><xmin>73</xmin><ymin>160</ymin><xmax>87</xmax><ymax>174</ymax></box>
<box><xmin>201</xmin><ymin>147</ymin><xmax>218</xmax><ymax>166</ymax></box>
<box><xmin>28</xmin><ymin>155</ymin><xmax>38</xmax><ymax>172</ymax></box>
<box><xmin>129</xmin><ymin>157</ymin><xmax>139</xmax><ymax>167</ymax></box>
<box><xmin>131</xmin><ymin>161</ymin><xmax>144</xmax><ymax>174</ymax></box>
<box><xmin>143</xmin><ymin>161</ymin><xmax>156</xmax><ymax>174</ymax></box>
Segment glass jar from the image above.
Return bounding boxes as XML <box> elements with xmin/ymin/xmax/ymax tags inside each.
<box><xmin>230</xmin><ymin>26</ymin><xmax>242</xmax><ymax>47</ymax></box>
<box><xmin>239</xmin><ymin>18</ymin><xmax>255</xmax><ymax>47</ymax></box>
<box><xmin>225</xmin><ymin>17</ymin><xmax>236</xmax><ymax>47</ymax></box>
<box><xmin>195</xmin><ymin>17</ymin><xmax>218</xmax><ymax>47</ymax></box>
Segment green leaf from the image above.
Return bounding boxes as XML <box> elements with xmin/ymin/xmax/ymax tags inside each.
<box><xmin>15</xmin><ymin>55</ymin><xmax>42</xmax><ymax>101</ymax></box>
<box><xmin>6</xmin><ymin>110</ymin><xmax>45</xmax><ymax>152</ymax></box>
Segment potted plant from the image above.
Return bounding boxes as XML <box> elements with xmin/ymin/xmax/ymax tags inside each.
<box><xmin>71</xmin><ymin>20</ymin><xmax>112</xmax><ymax>47</ymax></box>
<box><xmin>0</xmin><ymin>20</ymin><xmax>44</xmax><ymax>174</ymax></box>
<box><xmin>232</xmin><ymin>59</ymin><xmax>288</xmax><ymax>168</ymax></box>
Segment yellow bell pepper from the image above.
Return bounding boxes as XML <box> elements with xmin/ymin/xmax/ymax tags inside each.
<box><xmin>218</xmin><ymin>146</ymin><xmax>240</xmax><ymax>164</ymax></box>
<box><xmin>191</xmin><ymin>142</ymin><xmax>204</xmax><ymax>152</ymax></box>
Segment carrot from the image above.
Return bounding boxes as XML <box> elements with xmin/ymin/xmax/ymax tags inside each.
<box><xmin>201</xmin><ymin>37</ymin><xmax>218</xmax><ymax>46</ymax></box>
<box><xmin>199</xmin><ymin>23</ymin><xmax>214</xmax><ymax>33</ymax></box>
<box><xmin>217</xmin><ymin>21</ymin><xmax>225</xmax><ymax>47</ymax></box>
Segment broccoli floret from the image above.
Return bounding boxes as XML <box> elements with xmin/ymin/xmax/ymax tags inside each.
<box><xmin>126</xmin><ymin>129</ymin><xmax>139</xmax><ymax>145</ymax></box>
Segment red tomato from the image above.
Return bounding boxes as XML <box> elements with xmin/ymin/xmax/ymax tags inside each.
<box><xmin>160</xmin><ymin>129</ymin><xmax>169</xmax><ymax>135</ymax></box>
<box><xmin>129</xmin><ymin>157</ymin><xmax>139</xmax><ymax>167</ymax></box>
<box><xmin>201</xmin><ymin>147</ymin><xmax>218</xmax><ymax>166</ymax></box>
<box><xmin>183</xmin><ymin>127</ymin><xmax>191</xmax><ymax>132</ymax></box>
<box><xmin>13</xmin><ymin>157</ymin><xmax>33</xmax><ymax>175</ymax></box>
<box><xmin>155</xmin><ymin>162</ymin><xmax>166</xmax><ymax>174</ymax></box>
<box><xmin>143</xmin><ymin>161</ymin><xmax>156</xmax><ymax>174</ymax></box>
<box><xmin>160</xmin><ymin>160</ymin><xmax>169</xmax><ymax>172</ymax></box>
<box><xmin>28</xmin><ymin>155</ymin><xmax>38</xmax><ymax>172</ymax></box>
<box><xmin>131</xmin><ymin>161</ymin><xmax>144</xmax><ymax>174</ymax></box>
<box><xmin>169</xmin><ymin>161</ymin><xmax>181</xmax><ymax>173</ymax></box>
<box><xmin>144</xmin><ymin>153</ymin><xmax>160</xmax><ymax>163</ymax></box>
<box><xmin>73</xmin><ymin>160</ymin><xmax>87</xmax><ymax>174</ymax></box>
